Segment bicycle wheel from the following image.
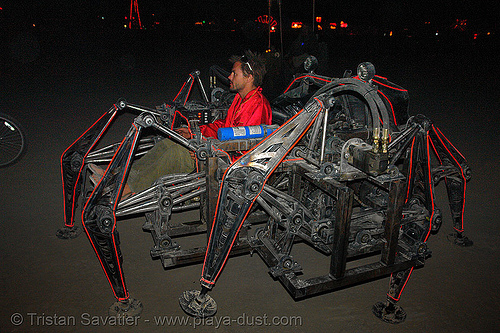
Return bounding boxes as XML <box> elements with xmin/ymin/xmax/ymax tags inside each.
<box><xmin>0</xmin><ymin>113</ymin><xmax>27</xmax><ymax>167</ymax></box>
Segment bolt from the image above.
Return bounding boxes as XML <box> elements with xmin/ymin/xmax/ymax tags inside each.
<box><xmin>250</xmin><ymin>183</ymin><xmax>259</xmax><ymax>192</ymax></box>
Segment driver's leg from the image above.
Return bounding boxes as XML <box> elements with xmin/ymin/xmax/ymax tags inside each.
<box><xmin>127</xmin><ymin>138</ymin><xmax>195</xmax><ymax>193</ymax></box>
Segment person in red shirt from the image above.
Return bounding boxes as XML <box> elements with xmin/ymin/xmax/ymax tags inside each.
<box><xmin>114</xmin><ymin>51</ymin><xmax>272</xmax><ymax>194</ymax></box>
<box><xmin>198</xmin><ymin>53</ymin><xmax>272</xmax><ymax>138</ymax></box>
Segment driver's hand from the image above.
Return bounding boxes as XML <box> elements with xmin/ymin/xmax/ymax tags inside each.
<box><xmin>175</xmin><ymin>127</ymin><xmax>191</xmax><ymax>139</ymax></box>
<box><xmin>174</xmin><ymin>127</ymin><xmax>196</xmax><ymax>161</ymax></box>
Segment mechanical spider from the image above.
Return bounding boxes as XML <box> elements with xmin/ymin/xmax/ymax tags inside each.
<box><xmin>58</xmin><ymin>57</ymin><xmax>472</xmax><ymax>324</ymax></box>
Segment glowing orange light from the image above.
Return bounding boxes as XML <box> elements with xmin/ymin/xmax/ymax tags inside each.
<box><xmin>291</xmin><ymin>22</ymin><xmax>303</xmax><ymax>29</ymax></box>
<box><xmin>316</xmin><ymin>16</ymin><xmax>322</xmax><ymax>23</ymax></box>
<box><xmin>317</xmin><ymin>25</ymin><xmax>322</xmax><ymax>31</ymax></box>
<box><xmin>340</xmin><ymin>21</ymin><xmax>348</xmax><ymax>28</ymax></box>
<box><xmin>329</xmin><ymin>22</ymin><xmax>337</xmax><ymax>30</ymax></box>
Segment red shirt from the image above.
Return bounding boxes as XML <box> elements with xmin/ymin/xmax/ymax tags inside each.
<box><xmin>201</xmin><ymin>87</ymin><xmax>272</xmax><ymax>138</ymax></box>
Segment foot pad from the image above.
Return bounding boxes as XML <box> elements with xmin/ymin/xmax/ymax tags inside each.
<box><xmin>448</xmin><ymin>233</ymin><xmax>474</xmax><ymax>247</ymax></box>
<box><xmin>109</xmin><ymin>298</ymin><xmax>143</xmax><ymax>317</ymax></box>
<box><xmin>372</xmin><ymin>301</ymin><xmax>407</xmax><ymax>324</ymax></box>
<box><xmin>179</xmin><ymin>290</ymin><xmax>217</xmax><ymax>318</ymax></box>
<box><xmin>56</xmin><ymin>226</ymin><xmax>82</xmax><ymax>239</ymax></box>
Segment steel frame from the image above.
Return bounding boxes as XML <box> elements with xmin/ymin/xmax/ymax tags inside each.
<box><xmin>58</xmin><ymin>65</ymin><xmax>471</xmax><ymax>323</ymax></box>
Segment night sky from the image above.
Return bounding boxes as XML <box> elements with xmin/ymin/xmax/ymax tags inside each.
<box><xmin>2</xmin><ymin>0</ymin><xmax>496</xmax><ymax>30</ymax></box>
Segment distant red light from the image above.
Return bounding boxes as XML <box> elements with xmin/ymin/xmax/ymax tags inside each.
<box><xmin>257</xmin><ymin>15</ymin><xmax>277</xmax><ymax>28</ymax></box>
<box><xmin>453</xmin><ymin>19</ymin><xmax>467</xmax><ymax>32</ymax></box>
<box><xmin>128</xmin><ymin>0</ymin><xmax>142</xmax><ymax>29</ymax></box>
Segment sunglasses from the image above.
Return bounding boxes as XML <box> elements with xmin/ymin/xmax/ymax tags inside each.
<box><xmin>240</xmin><ymin>55</ymin><xmax>253</xmax><ymax>73</ymax></box>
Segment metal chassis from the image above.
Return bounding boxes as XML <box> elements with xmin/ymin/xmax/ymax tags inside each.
<box><xmin>252</xmin><ymin>161</ymin><xmax>423</xmax><ymax>300</ymax></box>
<box><xmin>58</xmin><ymin>70</ymin><xmax>471</xmax><ymax>323</ymax></box>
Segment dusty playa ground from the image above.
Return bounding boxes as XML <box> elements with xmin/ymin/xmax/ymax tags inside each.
<box><xmin>0</xmin><ymin>27</ymin><xmax>499</xmax><ymax>332</ymax></box>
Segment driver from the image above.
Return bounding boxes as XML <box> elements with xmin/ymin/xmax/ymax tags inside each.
<box><xmin>91</xmin><ymin>51</ymin><xmax>272</xmax><ymax>196</ymax></box>
<box><xmin>197</xmin><ymin>52</ymin><xmax>272</xmax><ymax>138</ymax></box>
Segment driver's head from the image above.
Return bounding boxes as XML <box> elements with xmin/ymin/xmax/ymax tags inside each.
<box><xmin>229</xmin><ymin>50</ymin><xmax>266</xmax><ymax>88</ymax></box>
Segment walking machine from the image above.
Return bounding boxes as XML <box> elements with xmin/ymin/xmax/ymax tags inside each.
<box><xmin>58</xmin><ymin>59</ymin><xmax>472</xmax><ymax>323</ymax></box>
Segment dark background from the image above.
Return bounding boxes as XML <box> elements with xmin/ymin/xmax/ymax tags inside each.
<box><xmin>0</xmin><ymin>1</ymin><xmax>499</xmax><ymax>332</ymax></box>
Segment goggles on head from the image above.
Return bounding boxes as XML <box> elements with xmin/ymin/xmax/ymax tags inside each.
<box><xmin>240</xmin><ymin>55</ymin><xmax>253</xmax><ymax>73</ymax></box>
